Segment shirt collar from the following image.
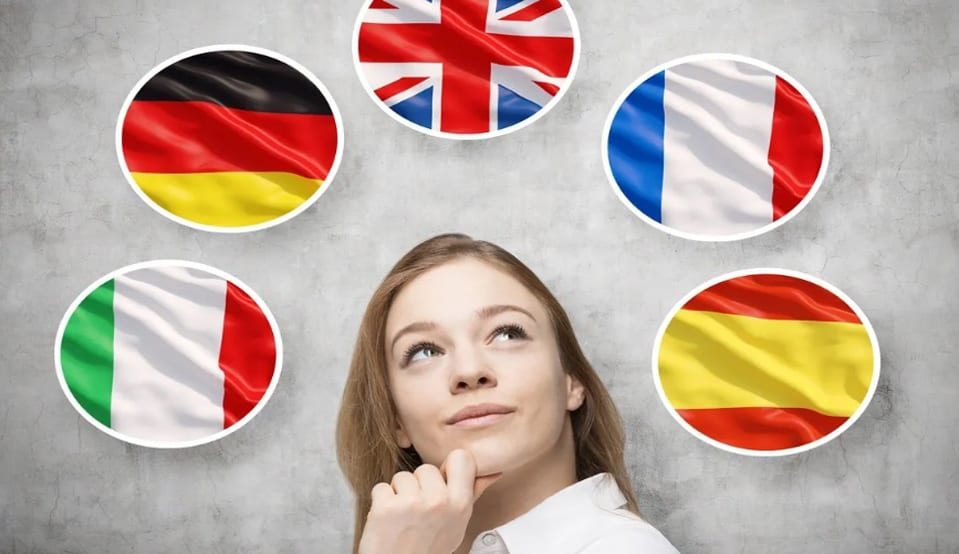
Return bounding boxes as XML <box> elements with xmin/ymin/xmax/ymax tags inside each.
<box><xmin>487</xmin><ymin>472</ymin><xmax>629</xmax><ymax>553</ymax></box>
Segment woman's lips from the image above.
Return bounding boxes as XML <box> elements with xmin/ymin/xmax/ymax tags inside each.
<box><xmin>449</xmin><ymin>411</ymin><xmax>513</xmax><ymax>428</ymax></box>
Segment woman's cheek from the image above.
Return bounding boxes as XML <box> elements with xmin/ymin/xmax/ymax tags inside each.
<box><xmin>500</xmin><ymin>346</ymin><xmax>555</xmax><ymax>384</ymax></box>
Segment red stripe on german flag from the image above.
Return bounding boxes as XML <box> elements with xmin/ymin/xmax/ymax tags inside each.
<box><xmin>659</xmin><ymin>274</ymin><xmax>874</xmax><ymax>452</ymax></box>
<box><xmin>120</xmin><ymin>50</ymin><xmax>338</xmax><ymax>228</ymax></box>
<box><xmin>123</xmin><ymin>101</ymin><xmax>336</xmax><ymax>179</ymax></box>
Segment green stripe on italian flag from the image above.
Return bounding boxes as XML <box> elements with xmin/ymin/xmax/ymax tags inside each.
<box><xmin>59</xmin><ymin>265</ymin><xmax>278</xmax><ymax>444</ymax></box>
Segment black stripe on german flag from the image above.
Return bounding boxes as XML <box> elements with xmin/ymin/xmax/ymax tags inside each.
<box><xmin>134</xmin><ymin>51</ymin><xmax>332</xmax><ymax>115</ymax></box>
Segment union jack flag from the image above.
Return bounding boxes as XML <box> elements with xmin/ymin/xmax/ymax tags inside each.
<box><xmin>357</xmin><ymin>0</ymin><xmax>577</xmax><ymax>136</ymax></box>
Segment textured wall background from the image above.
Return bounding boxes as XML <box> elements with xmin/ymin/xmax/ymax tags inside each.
<box><xmin>2</xmin><ymin>0</ymin><xmax>957</xmax><ymax>552</ymax></box>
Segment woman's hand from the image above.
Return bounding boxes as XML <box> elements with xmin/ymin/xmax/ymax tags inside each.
<box><xmin>357</xmin><ymin>448</ymin><xmax>503</xmax><ymax>554</ymax></box>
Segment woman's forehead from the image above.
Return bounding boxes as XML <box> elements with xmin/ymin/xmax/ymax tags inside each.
<box><xmin>385</xmin><ymin>258</ymin><xmax>545</xmax><ymax>332</ymax></box>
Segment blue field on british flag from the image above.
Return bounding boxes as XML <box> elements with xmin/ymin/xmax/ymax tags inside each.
<box><xmin>357</xmin><ymin>0</ymin><xmax>577</xmax><ymax>136</ymax></box>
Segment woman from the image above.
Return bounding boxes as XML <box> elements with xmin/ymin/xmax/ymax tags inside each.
<box><xmin>335</xmin><ymin>234</ymin><xmax>678</xmax><ymax>554</ymax></box>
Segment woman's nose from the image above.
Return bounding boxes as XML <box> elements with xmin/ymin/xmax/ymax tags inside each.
<box><xmin>450</xmin><ymin>347</ymin><xmax>497</xmax><ymax>392</ymax></box>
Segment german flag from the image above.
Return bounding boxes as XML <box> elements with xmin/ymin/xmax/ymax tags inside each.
<box><xmin>120</xmin><ymin>50</ymin><xmax>339</xmax><ymax>229</ymax></box>
<box><xmin>658</xmin><ymin>273</ymin><xmax>876</xmax><ymax>452</ymax></box>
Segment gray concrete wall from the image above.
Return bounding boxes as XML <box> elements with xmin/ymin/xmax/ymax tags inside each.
<box><xmin>1</xmin><ymin>0</ymin><xmax>957</xmax><ymax>552</ymax></box>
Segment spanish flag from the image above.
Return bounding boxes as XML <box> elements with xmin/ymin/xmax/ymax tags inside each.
<box><xmin>120</xmin><ymin>50</ymin><xmax>339</xmax><ymax>229</ymax></box>
<box><xmin>658</xmin><ymin>273</ymin><xmax>876</xmax><ymax>452</ymax></box>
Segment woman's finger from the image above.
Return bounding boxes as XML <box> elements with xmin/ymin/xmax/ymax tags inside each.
<box><xmin>369</xmin><ymin>481</ymin><xmax>395</xmax><ymax>510</ymax></box>
<box><xmin>413</xmin><ymin>464</ymin><xmax>446</xmax><ymax>499</ymax></box>
<box><xmin>390</xmin><ymin>470</ymin><xmax>420</xmax><ymax>497</ymax></box>
<box><xmin>441</xmin><ymin>449</ymin><xmax>477</xmax><ymax>508</ymax></box>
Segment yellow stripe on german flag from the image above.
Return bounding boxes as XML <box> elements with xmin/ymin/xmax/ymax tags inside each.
<box><xmin>131</xmin><ymin>172</ymin><xmax>322</xmax><ymax>227</ymax></box>
<box><xmin>120</xmin><ymin>50</ymin><xmax>339</xmax><ymax>229</ymax></box>
<box><xmin>657</xmin><ymin>273</ymin><xmax>877</xmax><ymax>452</ymax></box>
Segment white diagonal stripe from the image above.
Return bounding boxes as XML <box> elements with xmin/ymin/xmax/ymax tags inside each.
<box><xmin>362</xmin><ymin>0</ymin><xmax>440</xmax><ymax>23</ymax></box>
<box><xmin>487</xmin><ymin>0</ymin><xmax>572</xmax><ymax>37</ymax></box>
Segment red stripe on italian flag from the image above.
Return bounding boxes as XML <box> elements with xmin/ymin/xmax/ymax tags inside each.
<box><xmin>60</xmin><ymin>266</ymin><xmax>277</xmax><ymax>444</ymax></box>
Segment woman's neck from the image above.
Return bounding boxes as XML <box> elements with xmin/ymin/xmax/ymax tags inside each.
<box><xmin>453</xmin><ymin>417</ymin><xmax>578</xmax><ymax>554</ymax></box>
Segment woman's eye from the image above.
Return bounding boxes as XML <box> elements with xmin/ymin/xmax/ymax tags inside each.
<box><xmin>406</xmin><ymin>344</ymin><xmax>441</xmax><ymax>364</ymax></box>
<box><xmin>492</xmin><ymin>325</ymin><xmax>527</xmax><ymax>343</ymax></box>
<box><xmin>412</xmin><ymin>346</ymin><xmax>437</xmax><ymax>360</ymax></box>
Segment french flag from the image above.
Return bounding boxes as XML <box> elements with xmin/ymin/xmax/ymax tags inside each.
<box><xmin>605</xmin><ymin>57</ymin><xmax>826</xmax><ymax>239</ymax></box>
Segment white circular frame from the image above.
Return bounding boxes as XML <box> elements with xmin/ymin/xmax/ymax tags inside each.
<box><xmin>601</xmin><ymin>53</ymin><xmax>831</xmax><ymax>242</ymax></box>
<box><xmin>350</xmin><ymin>0</ymin><xmax>581</xmax><ymax>140</ymax></box>
<box><xmin>54</xmin><ymin>259</ymin><xmax>285</xmax><ymax>449</ymax></box>
<box><xmin>115</xmin><ymin>44</ymin><xmax>345</xmax><ymax>234</ymax></box>
<box><xmin>651</xmin><ymin>267</ymin><xmax>880</xmax><ymax>457</ymax></box>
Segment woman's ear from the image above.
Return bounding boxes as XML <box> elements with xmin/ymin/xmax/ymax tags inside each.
<box><xmin>395</xmin><ymin>421</ymin><xmax>413</xmax><ymax>448</ymax></box>
<box><xmin>566</xmin><ymin>373</ymin><xmax>586</xmax><ymax>411</ymax></box>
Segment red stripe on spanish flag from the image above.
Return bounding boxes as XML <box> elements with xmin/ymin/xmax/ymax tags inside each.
<box><xmin>675</xmin><ymin>407</ymin><xmax>848</xmax><ymax>451</ymax></box>
<box><xmin>659</xmin><ymin>273</ymin><xmax>875</xmax><ymax>452</ymax></box>
<box><xmin>681</xmin><ymin>273</ymin><xmax>859</xmax><ymax>323</ymax></box>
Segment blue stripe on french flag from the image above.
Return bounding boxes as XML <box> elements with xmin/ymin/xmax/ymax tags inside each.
<box><xmin>608</xmin><ymin>70</ymin><xmax>665</xmax><ymax>222</ymax></box>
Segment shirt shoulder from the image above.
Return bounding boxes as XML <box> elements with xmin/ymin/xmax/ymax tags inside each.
<box><xmin>485</xmin><ymin>473</ymin><xmax>680</xmax><ymax>554</ymax></box>
<box><xmin>578</xmin><ymin>512</ymin><xmax>680</xmax><ymax>554</ymax></box>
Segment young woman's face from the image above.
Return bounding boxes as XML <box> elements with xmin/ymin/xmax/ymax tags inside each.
<box><xmin>384</xmin><ymin>257</ymin><xmax>584</xmax><ymax>477</ymax></box>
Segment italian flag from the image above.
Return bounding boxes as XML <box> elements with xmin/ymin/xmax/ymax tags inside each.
<box><xmin>58</xmin><ymin>265</ymin><xmax>278</xmax><ymax>445</ymax></box>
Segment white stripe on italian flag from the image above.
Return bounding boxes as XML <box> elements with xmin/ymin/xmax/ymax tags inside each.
<box><xmin>59</xmin><ymin>265</ymin><xmax>277</xmax><ymax>444</ymax></box>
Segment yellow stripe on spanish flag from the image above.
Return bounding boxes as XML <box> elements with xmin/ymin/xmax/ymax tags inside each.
<box><xmin>660</xmin><ymin>309</ymin><xmax>873</xmax><ymax>418</ymax></box>
<box><xmin>131</xmin><ymin>172</ymin><xmax>322</xmax><ymax>227</ymax></box>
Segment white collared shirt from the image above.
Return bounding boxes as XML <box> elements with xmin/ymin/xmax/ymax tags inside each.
<box><xmin>467</xmin><ymin>473</ymin><xmax>679</xmax><ymax>554</ymax></box>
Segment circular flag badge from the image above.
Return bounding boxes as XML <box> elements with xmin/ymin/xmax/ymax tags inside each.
<box><xmin>353</xmin><ymin>0</ymin><xmax>580</xmax><ymax>139</ymax></box>
<box><xmin>603</xmin><ymin>54</ymin><xmax>829</xmax><ymax>241</ymax></box>
<box><xmin>117</xmin><ymin>45</ymin><xmax>343</xmax><ymax>232</ymax></box>
<box><xmin>653</xmin><ymin>269</ymin><xmax>879</xmax><ymax>456</ymax></box>
<box><xmin>55</xmin><ymin>261</ymin><xmax>283</xmax><ymax>448</ymax></box>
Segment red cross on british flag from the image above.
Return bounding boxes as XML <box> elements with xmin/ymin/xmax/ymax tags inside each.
<box><xmin>356</xmin><ymin>0</ymin><xmax>577</xmax><ymax>137</ymax></box>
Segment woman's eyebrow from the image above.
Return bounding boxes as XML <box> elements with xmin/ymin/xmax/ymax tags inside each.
<box><xmin>390</xmin><ymin>321</ymin><xmax>436</xmax><ymax>352</ymax></box>
<box><xmin>476</xmin><ymin>304</ymin><xmax>537</xmax><ymax>322</ymax></box>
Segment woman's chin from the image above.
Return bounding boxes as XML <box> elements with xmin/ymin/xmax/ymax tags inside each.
<box><xmin>464</xmin><ymin>440</ymin><xmax>519</xmax><ymax>477</ymax></box>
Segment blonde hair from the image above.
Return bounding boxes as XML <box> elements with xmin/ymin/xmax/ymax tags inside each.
<box><xmin>335</xmin><ymin>234</ymin><xmax>641</xmax><ymax>553</ymax></box>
